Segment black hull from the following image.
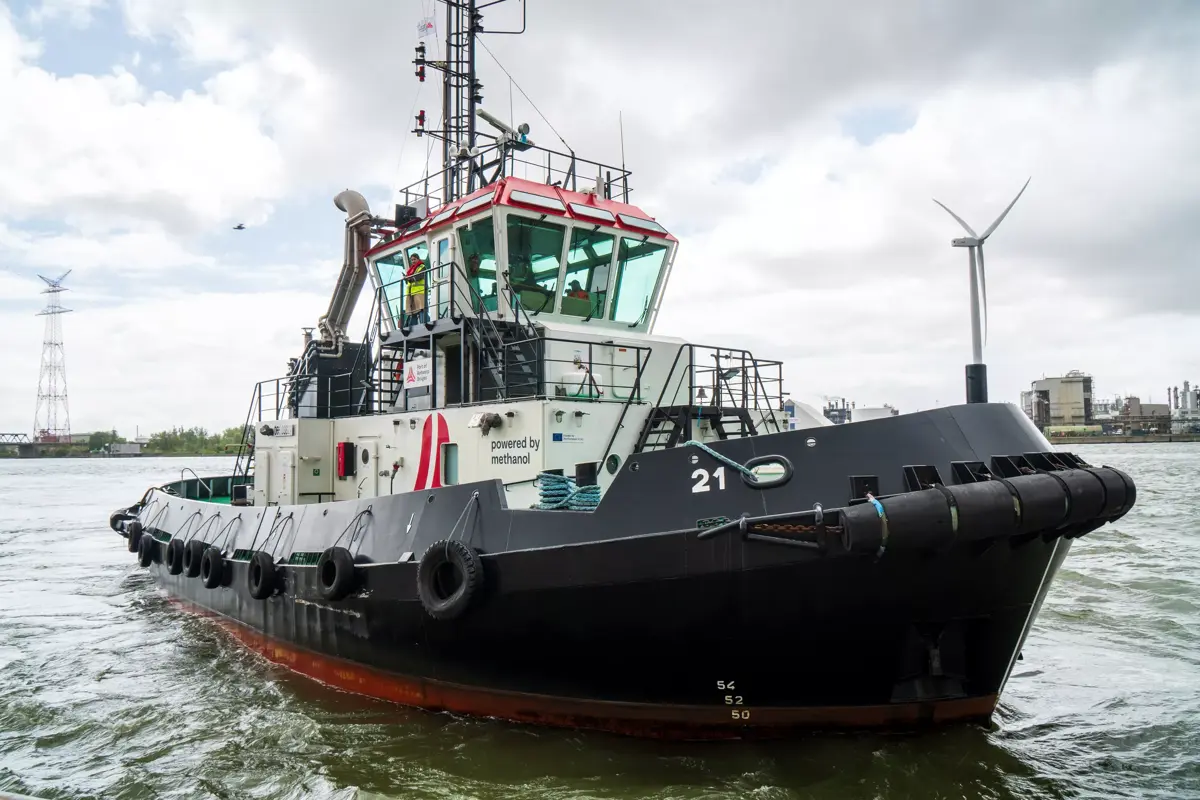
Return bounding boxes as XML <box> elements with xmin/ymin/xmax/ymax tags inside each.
<box><xmin>112</xmin><ymin>403</ymin><xmax>1135</xmax><ymax>738</ymax></box>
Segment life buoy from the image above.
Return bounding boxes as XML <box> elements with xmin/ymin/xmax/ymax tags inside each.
<box><xmin>200</xmin><ymin>546</ymin><xmax>224</xmax><ymax>589</ymax></box>
<box><xmin>137</xmin><ymin>533</ymin><xmax>156</xmax><ymax>568</ymax></box>
<box><xmin>316</xmin><ymin>546</ymin><xmax>357</xmax><ymax>601</ymax></box>
<box><xmin>165</xmin><ymin>538</ymin><xmax>185</xmax><ymax>575</ymax></box>
<box><xmin>416</xmin><ymin>539</ymin><xmax>483</xmax><ymax>621</ymax></box>
<box><xmin>126</xmin><ymin>520</ymin><xmax>143</xmax><ymax>553</ymax></box>
<box><xmin>248</xmin><ymin>551</ymin><xmax>278</xmax><ymax>600</ymax></box>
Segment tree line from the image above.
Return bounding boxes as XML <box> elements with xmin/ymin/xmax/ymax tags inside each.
<box><xmin>90</xmin><ymin>425</ymin><xmax>249</xmax><ymax>455</ymax></box>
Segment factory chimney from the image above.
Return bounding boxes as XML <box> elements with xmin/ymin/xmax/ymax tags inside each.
<box><xmin>1186</xmin><ymin>380</ymin><xmax>1194</xmax><ymax>411</ymax></box>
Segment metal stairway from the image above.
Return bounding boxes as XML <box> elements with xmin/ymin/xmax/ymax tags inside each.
<box><xmin>633</xmin><ymin>344</ymin><xmax>785</xmax><ymax>454</ymax></box>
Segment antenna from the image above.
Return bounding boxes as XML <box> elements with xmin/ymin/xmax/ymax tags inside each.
<box><xmin>932</xmin><ymin>177</ymin><xmax>1030</xmax><ymax>404</ymax></box>
<box><xmin>619</xmin><ymin>110</ymin><xmax>626</xmax><ymax>174</ymax></box>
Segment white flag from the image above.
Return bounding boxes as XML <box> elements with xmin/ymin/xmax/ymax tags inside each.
<box><xmin>417</xmin><ymin>17</ymin><xmax>435</xmax><ymax>39</ymax></box>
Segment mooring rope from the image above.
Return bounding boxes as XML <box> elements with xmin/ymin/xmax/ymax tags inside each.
<box><xmin>534</xmin><ymin>472</ymin><xmax>600</xmax><ymax>511</ymax></box>
<box><xmin>683</xmin><ymin>440</ymin><xmax>756</xmax><ymax>478</ymax></box>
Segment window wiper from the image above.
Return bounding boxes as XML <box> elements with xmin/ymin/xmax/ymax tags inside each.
<box><xmin>628</xmin><ymin>299</ymin><xmax>650</xmax><ymax>328</ymax></box>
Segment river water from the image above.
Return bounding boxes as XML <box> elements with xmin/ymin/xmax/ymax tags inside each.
<box><xmin>0</xmin><ymin>444</ymin><xmax>1197</xmax><ymax>800</ymax></box>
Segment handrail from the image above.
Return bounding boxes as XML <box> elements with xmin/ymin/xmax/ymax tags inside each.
<box><xmin>232</xmin><ymin>382</ymin><xmax>261</xmax><ymax>482</ymax></box>
<box><xmin>378</xmin><ymin>257</ymin><xmax>540</xmax><ymax>341</ymax></box>
<box><xmin>376</xmin><ymin>257</ymin><xmax>538</xmax><ymax>406</ymax></box>
<box><xmin>396</xmin><ymin>137</ymin><xmax>633</xmax><ymax>212</ymax></box>
<box><xmin>180</xmin><ymin>467</ymin><xmax>213</xmax><ymax>498</ymax></box>
<box><xmin>635</xmin><ymin>343</ymin><xmax>785</xmax><ymax>452</ymax></box>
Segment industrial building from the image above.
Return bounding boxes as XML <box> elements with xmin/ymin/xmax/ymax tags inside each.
<box><xmin>782</xmin><ymin>398</ymin><xmax>900</xmax><ymax>429</ymax></box>
<box><xmin>1020</xmin><ymin>370</ymin><xmax>1093</xmax><ymax>429</ymax></box>
<box><xmin>1020</xmin><ymin>370</ymin><xmax>1188</xmax><ymax>435</ymax></box>
<box><xmin>1169</xmin><ymin>381</ymin><xmax>1200</xmax><ymax>434</ymax></box>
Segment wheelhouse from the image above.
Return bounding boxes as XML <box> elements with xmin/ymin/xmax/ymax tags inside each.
<box><xmin>365</xmin><ymin>177</ymin><xmax>678</xmax><ymax>336</ymax></box>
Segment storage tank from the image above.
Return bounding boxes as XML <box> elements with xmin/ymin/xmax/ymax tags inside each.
<box><xmin>851</xmin><ymin>405</ymin><xmax>900</xmax><ymax>422</ymax></box>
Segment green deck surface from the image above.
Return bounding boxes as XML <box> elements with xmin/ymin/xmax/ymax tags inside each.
<box><xmin>200</xmin><ymin>496</ymin><xmax>233</xmax><ymax>505</ymax></box>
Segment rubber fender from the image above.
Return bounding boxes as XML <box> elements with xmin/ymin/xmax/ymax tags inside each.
<box><xmin>416</xmin><ymin>539</ymin><xmax>484</xmax><ymax>621</ymax></box>
<box><xmin>248</xmin><ymin>551</ymin><xmax>277</xmax><ymax>600</ymax></box>
<box><xmin>126</xmin><ymin>520</ymin><xmax>143</xmax><ymax>553</ymax></box>
<box><xmin>1085</xmin><ymin>467</ymin><xmax>1137</xmax><ymax>521</ymax></box>
<box><xmin>840</xmin><ymin>500</ymin><xmax>889</xmax><ymax>555</ymax></box>
<box><xmin>183</xmin><ymin>539</ymin><xmax>205</xmax><ymax>578</ymax></box>
<box><xmin>137</xmin><ymin>533</ymin><xmax>156</xmax><ymax>568</ymax></box>
<box><xmin>317</xmin><ymin>546</ymin><xmax>357</xmax><ymax>602</ymax></box>
<box><xmin>165</xmin><ymin>538</ymin><xmax>185</xmax><ymax>575</ymax></box>
<box><xmin>944</xmin><ymin>481</ymin><xmax>1022</xmax><ymax>543</ymax></box>
<box><xmin>1053</xmin><ymin>469</ymin><xmax>1107</xmax><ymax>528</ymax></box>
<box><xmin>880</xmin><ymin>489</ymin><xmax>959</xmax><ymax>551</ymax></box>
<box><xmin>1003</xmin><ymin>474</ymin><xmax>1071</xmax><ymax>534</ymax></box>
<box><xmin>200</xmin><ymin>546</ymin><xmax>224</xmax><ymax>590</ymax></box>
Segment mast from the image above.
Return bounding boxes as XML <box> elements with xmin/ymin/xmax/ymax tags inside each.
<box><xmin>416</xmin><ymin>0</ymin><xmax>524</xmax><ymax>204</ymax></box>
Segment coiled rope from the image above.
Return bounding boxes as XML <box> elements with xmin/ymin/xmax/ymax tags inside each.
<box><xmin>683</xmin><ymin>440</ymin><xmax>756</xmax><ymax>478</ymax></box>
<box><xmin>535</xmin><ymin>472</ymin><xmax>601</xmax><ymax>511</ymax></box>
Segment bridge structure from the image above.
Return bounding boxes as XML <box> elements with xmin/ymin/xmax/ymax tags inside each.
<box><xmin>0</xmin><ymin>432</ymin><xmax>73</xmax><ymax>457</ymax></box>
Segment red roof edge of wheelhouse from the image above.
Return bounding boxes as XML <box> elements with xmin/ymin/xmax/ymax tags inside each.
<box><xmin>365</xmin><ymin>176</ymin><xmax>676</xmax><ymax>259</ymax></box>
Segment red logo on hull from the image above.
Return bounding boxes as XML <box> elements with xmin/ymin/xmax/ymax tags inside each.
<box><xmin>414</xmin><ymin>412</ymin><xmax>450</xmax><ymax>490</ymax></box>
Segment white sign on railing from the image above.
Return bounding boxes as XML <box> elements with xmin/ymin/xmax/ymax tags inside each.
<box><xmin>404</xmin><ymin>357</ymin><xmax>433</xmax><ymax>389</ymax></box>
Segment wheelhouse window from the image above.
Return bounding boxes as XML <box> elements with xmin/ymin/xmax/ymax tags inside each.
<box><xmin>458</xmin><ymin>217</ymin><xmax>498</xmax><ymax>312</ymax></box>
<box><xmin>506</xmin><ymin>215</ymin><xmax>565</xmax><ymax>314</ymax></box>
<box><xmin>375</xmin><ymin>251</ymin><xmax>407</xmax><ymax>324</ymax></box>
<box><xmin>561</xmin><ymin>227</ymin><xmax>614</xmax><ymax>319</ymax></box>
<box><xmin>405</xmin><ymin>241</ymin><xmax>429</xmax><ymax>270</ymax></box>
<box><xmin>610</xmin><ymin>238</ymin><xmax>669</xmax><ymax>325</ymax></box>
<box><xmin>433</xmin><ymin>237</ymin><xmax>451</xmax><ymax>319</ymax></box>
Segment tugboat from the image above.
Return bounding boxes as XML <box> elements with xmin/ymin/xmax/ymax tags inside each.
<box><xmin>107</xmin><ymin>0</ymin><xmax>1137</xmax><ymax>740</ymax></box>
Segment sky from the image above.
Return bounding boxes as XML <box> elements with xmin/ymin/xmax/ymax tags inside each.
<box><xmin>1</xmin><ymin>0</ymin><xmax>1198</xmax><ymax>438</ymax></box>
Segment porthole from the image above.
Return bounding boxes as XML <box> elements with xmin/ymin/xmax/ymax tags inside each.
<box><xmin>605</xmin><ymin>454</ymin><xmax>621</xmax><ymax>475</ymax></box>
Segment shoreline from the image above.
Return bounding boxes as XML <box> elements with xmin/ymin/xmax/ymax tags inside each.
<box><xmin>1051</xmin><ymin>434</ymin><xmax>1200</xmax><ymax>445</ymax></box>
<box><xmin>0</xmin><ymin>452</ymin><xmax>238</xmax><ymax>460</ymax></box>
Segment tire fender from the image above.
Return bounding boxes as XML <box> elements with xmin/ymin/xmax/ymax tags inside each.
<box><xmin>183</xmin><ymin>539</ymin><xmax>205</xmax><ymax>578</ymax></box>
<box><xmin>137</xmin><ymin>532</ymin><xmax>156</xmax><ymax>568</ymax></box>
<box><xmin>248</xmin><ymin>551</ymin><xmax>278</xmax><ymax>600</ymax></box>
<box><xmin>165</xmin><ymin>538</ymin><xmax>185</xmax><ymax>575</ymax></box>
<box><xmin>200</xmin><ymin>546</ymin><xmax>224</xmax><ymax>590</ymax></box>
<box><xmin>316</xmin><ymin>546</ymin><xmax>357</xmax><ymax>602</ymax></box>
<box><xmin>416</xmin><ymin>539</ymin><xmax>483</xmax><ymax>621</ymax></box>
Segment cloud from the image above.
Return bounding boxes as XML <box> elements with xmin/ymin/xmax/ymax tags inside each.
<box><xmin>25</xmin><ymin>0</ymin><xmax>107</xmax><ymax>29</ymax></box>
<box><xmin>0</xmin><ymin>284</ymin><xmax>374</xmax><ymax>435</ymax></box>
<box><xmin>0</xmin><ymin>268</ymin><xmax>44</xmax><ymax>302</ymax></box>
<box><xmin>0</xmin><ymin>0</ymin><xmax>1198</xmax><ymax>438</ymax></box>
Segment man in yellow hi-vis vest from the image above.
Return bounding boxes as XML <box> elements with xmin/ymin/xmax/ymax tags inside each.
<box><xmin>405</xmin><ymin>255</ymin><xmax>428</xmax><ymax>325</ymax></box>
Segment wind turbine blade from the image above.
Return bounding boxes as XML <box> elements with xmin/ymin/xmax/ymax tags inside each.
<box><xmin>980</xmin><ymin>176</ymin><xmax>1031</xmax><ymax>240</ymax></box>
<box><xmin>977</xmin><ymin>245</ymin><xmax>988</xmax><ymax>346</ymax></box>
<box><xmin>932</xmin><ymin>198</ymin><xmax>979</xmax><ymax>238</ymax></box>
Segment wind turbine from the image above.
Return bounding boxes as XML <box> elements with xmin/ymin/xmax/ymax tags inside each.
<box><xmin>932</xmin><ymin>177</ymin><xmax>1030</xmax><ymax>404</ymax></box>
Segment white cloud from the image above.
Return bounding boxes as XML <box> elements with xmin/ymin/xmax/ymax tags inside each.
<box><xmin>0</xmin><ymin>285</ymin><xmax>363</xmax><ymax>435</ymax></box>
<box><xmin>0</xmin><ymin>269</ymin><xmax>44</xmax><ymax>301</ymax></box>
<box><xmin>0</xmin><ymin>8</ymin><xmax>286</xmax><ymax>236</ymax></box>
<box><xmin>0</xmin><ymin>222</ymin><xmax>214</xmax><ymax>274</ymax></box>
<box><xmin>0</xmin><ymin>0</ymin><xmax>1198</xmax><ymax>437</ymax></box>
<box><xmin>26</xmin><ymin>0</ymin><xmax>106</xmax><ymax>29</ymax></box>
